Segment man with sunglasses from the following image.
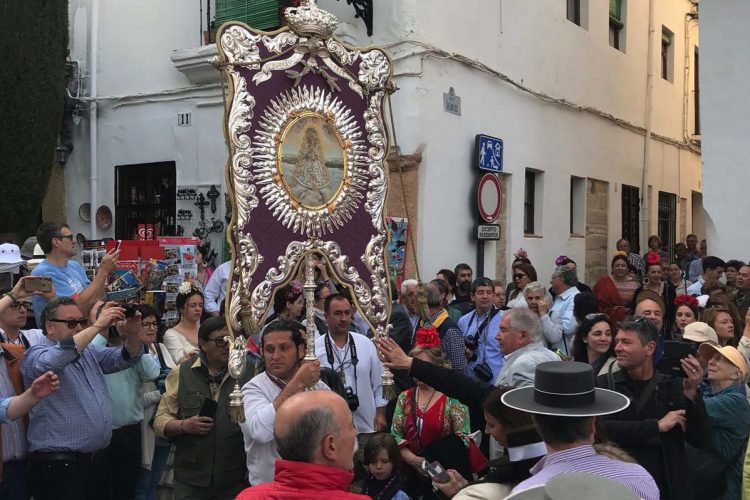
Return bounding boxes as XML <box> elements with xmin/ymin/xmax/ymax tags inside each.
<box><xmin>30</xmin><ymin>222</ymin><xmax>120</xmax><ymax>325</ymax></box>
<box><xmin>0</xmin><ymin>277</ymin><xmax>56</xmax><ymax>498</ymax></box>
<box><xmin>595</xmin><ymin>316</ymin><xmax>712</xmax><ymax>500</ymax></box>
<box><xmin>20</xmin><ymin>296</ymin><xmax>145</xmax><ymax>500</ymax></box>
<box><xmin>154</xmin><ymin>317</ymin><xmax>255</xmax><ymax>499</ymax></box>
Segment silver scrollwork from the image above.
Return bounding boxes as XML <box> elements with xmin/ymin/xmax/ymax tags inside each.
<box><xmin>262</xmin><ymin>32</ymin><xmax>299</xmax><ymax>54</ymax></box>
<box><xmin>220</xmin><ymin>26</ymin><xmax>262</xmax><ymax>67</ymax></box>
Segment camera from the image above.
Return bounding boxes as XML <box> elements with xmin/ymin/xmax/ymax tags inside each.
<box><xmin>465</xmin><ymin>336</ymin><xmax>479</xmax><ymax>362</ymax></box>
<box><xmin>345</xmin><ymin>387</ymin><xmax>360</xmax><ymax>412</ymax></box>
<box><xmin>124</xmin><ymin>304</ymin><xmax>138</xmax><ymax>317</ymax></box>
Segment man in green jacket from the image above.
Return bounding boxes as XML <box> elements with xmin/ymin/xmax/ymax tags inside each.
<box><xmin>154</xmin><ymin>317</ymin><xmax>254</xmax><ymax>499</ymax></box>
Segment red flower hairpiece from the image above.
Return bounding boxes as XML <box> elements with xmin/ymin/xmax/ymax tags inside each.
<box><xmin>645</xmin><ymin>251</ymin><xmax>662</xmax><ymax>266</ymax></box>
<box><xmin>414</xmin><ymin>326</ymin><xmax>441</xmax><ymax>349</ymax></box>
<box><xmin>674</xmin><ymin>294</ymin><xmax>699</xmax><ymax>308</ymax></box>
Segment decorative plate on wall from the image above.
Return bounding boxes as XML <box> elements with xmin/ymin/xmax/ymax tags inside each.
<box><xmin>95</xmin><ymin>205</ymin><xmax>113</xmax><ymax>230</ymax></box>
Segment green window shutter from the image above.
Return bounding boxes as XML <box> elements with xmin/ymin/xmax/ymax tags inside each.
<box><xmin>214</xmin><ymin>0</ymin><xmax>280</xmax><ymax>31</ymax></box>
<box><xmin>609</xmin><ymin>0</ymin><xmax>623</xmax><ymax>30</ymax></box>
<box><xmin>662</xmin><ymin>32</ymin><xmax>672</xmax><ymax>46</ymax></box>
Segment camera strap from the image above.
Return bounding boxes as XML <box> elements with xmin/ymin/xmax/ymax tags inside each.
<box><xmin>324</xmin><ymin>333</ymin><xmax>359</xmax><ymax>393</ymax></box>
<box><xmin>469</xmin><ymin>307</ymin><xmax>499</xmax><ymax>362</ymax></box>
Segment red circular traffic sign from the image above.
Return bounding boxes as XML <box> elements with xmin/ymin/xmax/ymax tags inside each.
<box><xmin>477</xmin><ymin>173</ymin><xmax>502</xmax><ymax>223</ymax></box>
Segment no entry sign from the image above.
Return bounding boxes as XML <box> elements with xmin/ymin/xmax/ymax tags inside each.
<box><xmin>476</xmin><ymin>173</ymin><xmax>501</xmax><ymax>223</ymax></box>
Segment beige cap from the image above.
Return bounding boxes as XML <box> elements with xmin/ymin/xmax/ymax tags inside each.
<box><xmin>683</xmin><ymin>322</ymin><xmax>719</xmax><ymax>344</ymax></box>
<box><xmin>699</xmin><ymin>343</ymin><xmax>748</xmax><ymax>379</ymax></box>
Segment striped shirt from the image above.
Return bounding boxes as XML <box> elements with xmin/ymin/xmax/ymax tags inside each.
<box><xmin>511</xmin><ymin>445</ymin><xmax>659</xmax><ymax>500</ymax></box>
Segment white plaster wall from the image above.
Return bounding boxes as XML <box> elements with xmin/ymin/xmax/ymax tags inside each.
<box><xmin>700</xmin><ymin>0</ymin><xmax>750</xmax><ymax>261</ymax></box>
<box><xmin>61</xmin><ymin>0</ymin><xmax>702</xmax><ymax>284</ymax></box>
<box><xmin>386</xmin><ymin>0</ymin><xmax>702</xmax><ymax>282</ymax></box>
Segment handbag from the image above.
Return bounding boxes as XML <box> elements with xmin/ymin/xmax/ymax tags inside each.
<box><xmin>685</xmin><ymin>443</ymin><xmax>741</xmax><ymax>498</ymax></box>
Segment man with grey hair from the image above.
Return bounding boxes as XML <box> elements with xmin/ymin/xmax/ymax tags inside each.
<box><xmin>417</xmin><ymin>282</ymin><xmax>468</xmax><ymax>375</ymax></box>
<box><xmin>236</xmin><ymin>391</ymin><xmax>367</xmax><ymax>499</ymax></box>
<box><xmin>535</xmin><ymin>266</ymin><xmax>580</xmax><ymax>355</ymax></box>
<box><xmin>495</xmin><ymin>308</ymin><xmax>560</xmax><ymax>387</ymax></box>
<box><xmin>400</xmin><ymin>279</ymin><xmax>420</xmax><ymax>334</ymax></box>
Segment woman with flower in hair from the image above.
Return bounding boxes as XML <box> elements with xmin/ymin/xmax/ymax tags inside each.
<box><xmin>505</xmin><ymin>263</ymin><xmax>537</xmax><ymax>309</ymax></box>
<box><xmin>391</xmin><ymin>326</ymin><xmax>483</xmax><ymax>498</ymax></box>
<box><xmin>265</xmin><ymin>281</ymin><xmax>305</xmax><ymax>324</ymax></box>
<box><xmin>163</xmin><ymin>282</ymin><xmax>204</xmax><ymax>364</ymax></box>
<box><xmin>592</xmin><ymin>252</ymin><xmax>638</xmax><ymax>327</ymax></box>
<box><xmin>673</xmin><ymin>294</ymin><xmax>699</xmax><ymax>339</ymax></box>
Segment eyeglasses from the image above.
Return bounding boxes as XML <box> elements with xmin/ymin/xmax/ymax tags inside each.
<box><xmin>207</xmin><ymin>337</ymin><xmax>229</xmax><ymax>347</ymax></box>
<box><xmin>585</xmin><ymin>313</ymin><xmax>609</xmax><ymax>321</ymax></box>
<box><xmin>48</xmin><ymin>318</ymin><xmax>88</xmax><ymax>329</ymax></box>
<box><xmin>141</xmin><ymin>321</ymin><xmax>159</xmax><ymax>329</ymax></box>
<box><xmin>55</xmin><ymin>234</ymin><xmax>74</xmax><ymax>241</ymax></box>
<box><xmin>513</xmin><ymin>273</ymin><xmax>527</xmax><ymax>280</ymax></box>
<box><xmin>9</xmin><ymin>302</ymin><xmax>32</xmax><ymax>310</ymax></box>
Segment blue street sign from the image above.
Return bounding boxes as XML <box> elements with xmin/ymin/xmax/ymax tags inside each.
<box><xmin>475</xmin><ymin>134</ymin><xmax>503</xmax><ymax>173</ymax></box>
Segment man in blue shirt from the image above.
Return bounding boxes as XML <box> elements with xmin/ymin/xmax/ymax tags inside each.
<box><xmin>457</xmin><ymin>277</ymin><xmax>503</xmax><ymax>382</ymax></box>
<box><xmin>21</xmin><ymin>297</ymin><xmax>144</xmax><ymax>500</ymax></box>
<box><xmin>538</xmin><ymin>265</ymin><xmax>580</xmax><ymax>355</ymax></box>
<box><xmin>31</xmin><ymin>222</ymin><xmax>119</xmax><ymax>324</ymax></box>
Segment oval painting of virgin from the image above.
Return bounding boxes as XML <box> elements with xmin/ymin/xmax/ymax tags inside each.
<box><xmin>277</xmin><ymin>112</ymin><xmax>347</xmax><ymax>210</ymax></box>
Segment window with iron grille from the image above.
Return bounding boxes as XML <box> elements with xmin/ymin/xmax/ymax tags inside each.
<box><xmin>621</xmin><ymin>185</ymin><xmax>640</xmax><ymax>254</ymax></box>
<box><xmin>658</xmin><ymin>192</ymin><xmax>677</xmax><ymax>258</ymax></box>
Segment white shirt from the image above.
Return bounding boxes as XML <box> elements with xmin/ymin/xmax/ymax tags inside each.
<box><xmin>240</xmin><ymin>372</ymin><xmax>330</xmax><ymax>485</ymax></box>
<box><xmin>540</xmin><ymin>286</ymin><xmax>580</xmax><ymax>354</ymax></box>
<box><xmin>0</xmin><ymin>328</ymin><xmax>45</xmax><ymax>347</ymax></box>
<box><xmin>203</xmin><ymin>261</ymin><xmax>231</xmax><ymax>314</ymax></box>
<box><xmin>315</xmin><ymin>332</ymin><xmax>387</xmax><ymax>433</ymax></box>
<box><xmin>687</xmin><ymin>277</ymin><xmax>705</xmax><ymax>296</ymax></box>
<box><xmin>162</xmin><ymin>328</ymin><xmax>198</xmax><ymax>365</ymax></box>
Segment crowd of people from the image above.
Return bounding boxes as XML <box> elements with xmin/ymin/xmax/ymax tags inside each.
<box><xmin>2</xmin><ymin>224</ymin><xmax>750</xmax><ymax>499</ymax></box>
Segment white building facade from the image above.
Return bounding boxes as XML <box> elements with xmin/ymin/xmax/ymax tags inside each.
<box><xmin>61</xmin><ymin>0</ymin><xmax>702</xmax><ymax>285</ymax></box>
<box><xmin>700</xmin><ymin>0</ymin><xmax>749</xmax><ymax>261</ymax></box>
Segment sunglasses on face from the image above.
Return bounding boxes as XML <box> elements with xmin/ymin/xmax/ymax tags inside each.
<box><xmin>9</xmin><ymin>302</ymin><xmax>32</xmax><ymax>310</ymax></box>
<box><xmin>49</xmin><ymin>318</ymin><xmax>89</xmax><ymax>329</ymax></box>
<box><xmin>55</xmin><ymin>234</ymin><xmax>74</xmax><ymax>241</ymax></box>
<box><xmin>513</xmin><ymin>274</ymin><xmax>527</xmax><ymax>280</ymax></box>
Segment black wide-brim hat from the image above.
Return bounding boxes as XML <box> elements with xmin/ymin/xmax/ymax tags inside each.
<box><xmin>502</xmin><ymin>361</ymin><xmax>630</xmax><ymax>417</ymax></box>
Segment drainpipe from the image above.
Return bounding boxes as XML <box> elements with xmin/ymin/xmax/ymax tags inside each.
<box><xmin>89</xmin><ymin>0</ymin><xmax>99</xmax><ymax>239</ymax></box>
<box><xmin>640</xmin><ymin>0</ymin><xmax>655</xmax><ymax>250</ymax></box>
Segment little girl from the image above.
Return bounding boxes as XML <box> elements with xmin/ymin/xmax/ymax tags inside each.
<box><xmin>362</xmin><ymin>434</ymin><xmax>409</xmax><ymax>500</ymax></box>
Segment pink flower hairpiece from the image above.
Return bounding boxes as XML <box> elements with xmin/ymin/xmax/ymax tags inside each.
<box><xmin>514</xmin><ymin>248</ymin><xmax>528</xmax><ymax>259</ymax></box>
<box><xmin>555</xmin><ymin>255</ymin><xmax>569</xmax><ymax>266</ymax></box>
<box><xmin>284</xmin><ymin>281</ymin><xmax>303</xmax><ymax>301</ymax></box>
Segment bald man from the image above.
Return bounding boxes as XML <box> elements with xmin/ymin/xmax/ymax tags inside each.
<box><xmin>236</xmin><ymin>391</ymin><xmax>368</xmax><ymax>499</ymax></box>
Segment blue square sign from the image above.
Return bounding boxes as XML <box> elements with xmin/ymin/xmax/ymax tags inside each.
<box><xmin>475</xmin><ymin>134</ymin><xmax>503</xmax><ymax>173</ymax></box>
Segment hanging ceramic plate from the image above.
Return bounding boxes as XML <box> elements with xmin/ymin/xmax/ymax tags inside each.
<box><xmin>78</xmin><ymin>203</ymin><xmax>91</xmax><ymax>222</ymax></box>
<box><xmin>96</xmin><ymin>205</ymin><xmax>113</xmax><ymax>230</ymax></box>
<box><xmin>76</xmin><ymin>233</ymin><xmax>87</xmax><ymax>248</ymax></box>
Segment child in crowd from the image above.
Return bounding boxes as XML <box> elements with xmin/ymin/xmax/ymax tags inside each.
<box><xmin>362</xmin><ymin>433</ymin><xmax>408</xmax><ymax>500</ymax></box>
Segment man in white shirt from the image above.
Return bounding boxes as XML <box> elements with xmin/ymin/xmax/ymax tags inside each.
<box><xmin>0</xmin><ymin>278</ymin><xmax>49</xmax><ymax>347</ymax></box>
<box><xmin>315</xmin><ymin>294</ymin><xmax>387</xmax><ymax>438</ymax></box>
<box><xmin>241</xmin><ymin>319</ymin><xmax>329</xmax><ymax>485</ymax></box>
<box><xmin>686</xmin><ymin>256</ymin><xmax>725</xmax><ymax>296</ymax></box>
<box><xmin>538</xmin><ymin>266</ymin><xmax>580</xmax><ymax>355</ymax></box>
<box><xmin>204</xmin><ymin>261</ymin><xmax>231</xmax><ymax>316</ymax></box>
